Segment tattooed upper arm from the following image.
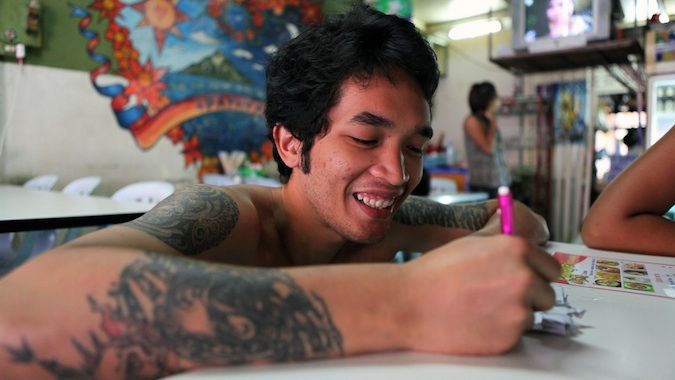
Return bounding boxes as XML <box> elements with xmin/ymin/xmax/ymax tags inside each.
<box><xmin>125</xmin><ymin>184</ymin><xmax>240</xmax><ymax>256</ymax></box>
<box><xmin>393</xmin><ymin>195</ymin><xmax>489</xmax><ymax>231</ymax></box>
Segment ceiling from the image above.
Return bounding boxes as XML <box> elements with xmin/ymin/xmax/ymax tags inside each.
<box><xmin>411</xmin><ymin>0</ymin><xmax>675</xmax><ymax>26</ymax></box>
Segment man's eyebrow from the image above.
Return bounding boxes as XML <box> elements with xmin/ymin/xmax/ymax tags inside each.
<box><xmin>351</xmin><ymin>112</ymin><xmax>394</xmax><ymax>128</ymax></box>
<box><xmin>350</xmin><ymin>112</ymin><xmax>434</xmax><ymax>139</ymax></box>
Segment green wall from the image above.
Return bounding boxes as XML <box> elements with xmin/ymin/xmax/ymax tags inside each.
<box><xmin>0</xmin><ymin>0</ymin><xmax>110</xmax><ymax>71</ymax></box>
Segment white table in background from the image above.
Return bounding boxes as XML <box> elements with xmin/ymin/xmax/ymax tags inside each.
<box><xmin>0</xmin><ymin>185</ymin><xmax>151</xmax><ymax>232</ymax></box>
<box><xmin>166</xmin><ymin>242</ymin><xmax>675</xmax><ymax>380</ymax></box>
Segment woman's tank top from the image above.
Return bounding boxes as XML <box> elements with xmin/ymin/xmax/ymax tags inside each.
<box><xmin>464</xmin><ymin>116</ymin><xmax>511</xmax><ymax>188</ymax></box>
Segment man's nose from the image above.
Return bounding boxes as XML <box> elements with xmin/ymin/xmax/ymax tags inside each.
<box><xmin>371</xmin><ymin>148</ymin><xmax>409</xmax><ymax>186</ymax></box>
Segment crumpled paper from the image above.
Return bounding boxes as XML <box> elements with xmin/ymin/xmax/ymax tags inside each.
<box><xmin>531</xmin><ymin>285</ymin><xmax>585</xmax><ymax>336</ymax></box>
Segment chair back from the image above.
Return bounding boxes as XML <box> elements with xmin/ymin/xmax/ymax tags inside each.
<box><xmin>23</xmin><ymin>174</ymin><xmax>58</xmax><ymax>191</ymax></box>
<box><xmin>112</xmin><ymin>181</ymin><xmax>175</xmax><ymax>205</ymax></box>
<box><xmin>0</xmin><ymin>233</ymin><xmax>16</xmax><ymax>267</ymax></box>
<box><xmin>430</xmin><ymin>177</ymin><xmax>458</xmax><ymax>195</ymax></box>
<box><xmin>62</xmin><ymin>176</ymin><xmax>102</xmax><ymax>196</ymax></box>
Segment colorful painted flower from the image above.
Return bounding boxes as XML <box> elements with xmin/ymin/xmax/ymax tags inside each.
<box><xmin>301</xmin><ymin>1</ymin><xmax>323</xmax><ymax>24</ymax></box>
<box><xmin>182</xmin><ymin>135</ymin><xmax>202</xmax><ymax>167</ymax></box>
<box><xmin>165</xmin><ymin>126</ymin><xmax>185</xmax><ymax>144</ymax></box>
<box><xmin>89</xmin><ymin>0</ymin><xmax>124</xmax><ymax>21</ymax></box>
<box><xmin>122</xmin><ymin>60</ymin><xmax>169</xmax><ymax>114</ymax></box>
<box><xmin>207</xmin><ymin>0</ymin><xmax>227</xmax><ymax>18</ymax></box>
<box><xmin>113</xmin><ymin>43</ymin><xmax>140</xmax><ymax>71</ymax></box>
<box><xmin>105</xmin><ymin>23</ymin><xmax>130</xmax><ymax>50</ymax></box>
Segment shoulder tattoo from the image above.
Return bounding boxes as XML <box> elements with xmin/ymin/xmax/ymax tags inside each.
<box><xmin>125</xmin><ymin>184</ymin><xmax>239</xmax><ymax>255</ymax></box>
<box><xmin>4</xmin><ymin>253</ymin><xmax>344</xmax><ymax>378</ymax></box>
<box><xmin>394</xmin><ymin>195</ymin><xmax>489</xmax><ymax>231</ymax></box>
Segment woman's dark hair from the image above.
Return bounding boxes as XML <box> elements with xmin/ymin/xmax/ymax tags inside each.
<box><xmin>265</xmin><ymin>5</ymin><xmax>440</xmax><ymax>183</ymax></box>
<box><xmin>468</xmin><ymin>81</ymin><xmax>497</xmax><ymax>115</ymax></box>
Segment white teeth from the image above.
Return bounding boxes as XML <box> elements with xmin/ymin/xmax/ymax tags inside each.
<box><xmin>355</xmin><ymin>193</ymin><xmax>395</xmax><ymax>210</ymax></box>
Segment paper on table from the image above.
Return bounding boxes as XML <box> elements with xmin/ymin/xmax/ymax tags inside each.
<box><xmin>531</xmin><ymin>285</ymin><xmax>585</xmax><ymax>336</ymax></box>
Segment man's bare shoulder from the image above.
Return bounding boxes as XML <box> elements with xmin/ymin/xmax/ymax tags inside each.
<box><xmin>122</xmin><ymin>184</ymin><xmax>274</xmax><ymax>257</ymax></box>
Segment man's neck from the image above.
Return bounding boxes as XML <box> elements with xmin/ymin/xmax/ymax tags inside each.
<box><xmin>275</xmin><ymin>186</ymin><xmax>348</xmax><ymax>265</ymax></box>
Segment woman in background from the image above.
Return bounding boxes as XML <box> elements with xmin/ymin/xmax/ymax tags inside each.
<box><xmin>463</xmin><ymin>81</ymin><xmax>510</xmax><ymax>199</ymax></box>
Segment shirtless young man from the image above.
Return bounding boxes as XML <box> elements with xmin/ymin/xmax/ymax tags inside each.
<box><xmin>0</xmin><ymin>6</ymin><xmax>559</xmax><ymax>379</ymax></box>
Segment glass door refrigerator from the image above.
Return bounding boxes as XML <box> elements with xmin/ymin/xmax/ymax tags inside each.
<box><xmin>647</xmin><ymin>74</ymin><xmax>675</xmax><ymax>147</ymax></box>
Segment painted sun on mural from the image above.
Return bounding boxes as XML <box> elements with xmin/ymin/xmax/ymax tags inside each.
<box><xmin>71</xmin><ymin>0</ymin><xmax>324</xmax><ymax>179</ymax></box>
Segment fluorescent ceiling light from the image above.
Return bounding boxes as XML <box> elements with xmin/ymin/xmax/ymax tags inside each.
<box><xmin>448</xmin><ymin>19</ymin><xmax>502</xmax><ymax>40</ymax></box>
<box><xmin>443</xmin><ymin>0</ymin><xmax>503</xmax><ymax>21</ymax></box>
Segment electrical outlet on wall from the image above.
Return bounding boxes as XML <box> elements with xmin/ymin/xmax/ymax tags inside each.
<box><xmin>0</xmin><ymin>0</ymin><xmax>42</xmax><ymax>60</ymax></box>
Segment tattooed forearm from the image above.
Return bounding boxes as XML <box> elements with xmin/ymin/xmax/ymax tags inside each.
<box><xmin>125</xmin><ymin>184</ymin><xmax>239</xmax><ymax>255</ymax></box>
<box><xmin>394</xmin><ymin>196</ymin><xmax>489</xmax><ymax>230</ymax></box>
<box><xmin>5</xmin><ymin>252</ymin><xmax>343</xmax><ymax>379</ymax></box>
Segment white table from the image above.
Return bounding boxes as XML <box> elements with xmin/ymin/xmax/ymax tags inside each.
<box><xmin>0</xmin><ymin>185</ymin><xmax>151</xmax><ymax>232</ymax></box>
<box><xmin>165</xmin><ymin>242</ymin><xmax>675</xmax><ymax>380</ymax></box>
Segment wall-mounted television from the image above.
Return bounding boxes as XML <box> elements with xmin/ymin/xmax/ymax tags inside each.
<box><xmin>512</xmin><ymin>0</ymin><xmax>612</xmax><ymax>53</ymax></box>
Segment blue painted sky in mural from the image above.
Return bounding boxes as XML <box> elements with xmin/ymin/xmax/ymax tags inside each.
<box><xmin>117</xmin><ymin>0</ymin><xmax>299</xmax><ymax>88</ymax></box>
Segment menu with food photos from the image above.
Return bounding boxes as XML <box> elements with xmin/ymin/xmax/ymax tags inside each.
<box><xmin>552</xmin><ymin>252</ymin><xmax>675</xmax><ymax>299</ymax></box>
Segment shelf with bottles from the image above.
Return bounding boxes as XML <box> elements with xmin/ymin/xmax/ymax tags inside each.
<box><xmin>493</xmin><ymin>93</ymin><xmax>552</xmax><ymax>220</ymax></box>
<box><xmin>503</xmin><ymin>136</ymin><xmax>539</xmax><ymax>151</ymax></box>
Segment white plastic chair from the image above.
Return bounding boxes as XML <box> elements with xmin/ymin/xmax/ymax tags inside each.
<box><xmin>0</xmin><ymin>232</ymin><xmax>17</xmax><ymax>270</ymax></box>
<box><xmin>429</xmin><ymin>177</ymin><xmax>458</xmax><ymax>195</ymax></box>
<box><xmin>1</xmin><ymin>175</ymin><xmax>59</xmax><ymax>275</ymax></box>
<box><xmin>33</xmin><ymin>176</ymin><xmax>103</xmax><ymax>250</ymax></box>
<box><xmin>23</xmin><ymin>174</ymin><xmax>59</xmax><ymax>191</ymax></box>
<box><xmin>62</xmin><ymin>176</ymin><xmax>102</xmax><ymax>196</ymax></box>
<box><xmin>202</xmin><ymin>174</ymin><xmax>241</xmax><ymax>187</ymax></box>
<box><xmin>112</xmin><ymin>181</ymin><xmax>175</xmax><ymax>205</ymax></box>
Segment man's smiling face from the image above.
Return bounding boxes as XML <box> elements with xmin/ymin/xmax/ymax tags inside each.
<box><xmin>291</xmin><ymin>70</ymin><xmax>432</xmax><ymax>244</ymax></box>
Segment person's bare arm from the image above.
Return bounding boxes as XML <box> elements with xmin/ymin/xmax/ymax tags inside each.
<box><xmin>463</xmin><ymin>115</ymin><xmax>497</xmax><ymax>154</ymax></box>
<box><xmin>393</xmin><ymin>196</ymin><xmax>549</xmax><ymax>252</ymax></box>
<box><xmin>582</xmin><ymin>127</ymin><xmax>675</xmax><ymax>256</ymax></box>
<box><xmin>0</xmin><ymin>235</ymin><xmax>559</xmax><ymax>379</ymax></box>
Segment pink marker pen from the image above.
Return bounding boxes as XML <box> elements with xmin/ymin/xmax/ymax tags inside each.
<box><xmin>497</xmin><ymin>186</ymin><xmax>514</xmax><ymax>235</ymax></box>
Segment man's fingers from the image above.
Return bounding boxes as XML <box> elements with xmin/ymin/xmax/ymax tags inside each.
<box><xmin>528</xmin><ymin>274</ymin><xmax>556</xmax><ymax>311</ymax></box>
<box><xmin>527</xmin><ymin>245</ymin><xmax>561</xmax><ymax>282</ymax></box>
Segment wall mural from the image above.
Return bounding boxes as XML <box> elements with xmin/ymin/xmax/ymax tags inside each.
<box><xmin>71</xmin><ymin>0</ymin><xmax>323</xmax><ymax>179</ymax></box>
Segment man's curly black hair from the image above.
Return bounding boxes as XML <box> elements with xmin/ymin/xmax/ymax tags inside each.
<box><xmin>265</xmin><ymin>5</ymin><xmax>440</xmax><ymax>183</ymax></box>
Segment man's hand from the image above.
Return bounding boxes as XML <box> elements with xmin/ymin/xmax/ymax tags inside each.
<box><xmin>398</xmin><ymin>235</ymin><xmax>560</xmax><ymax>355</ymax></box>
<box><xmin>476</xmin><ymin>200</ymin><xmax>549</xmax><ymax>245</ymax></box>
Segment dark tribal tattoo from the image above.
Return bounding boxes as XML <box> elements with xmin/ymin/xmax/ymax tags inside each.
<box><xmin>5</xmin><ymin>252</ymin><xmax>343</xmax><ymax>379</ymax></box>
<box><xmin>394</xmin><ymin>195</ymin><xmax>489</xmax><ymax>231</ymax></box>
<box><xmin>125</xmin><ymin>184</ymin><xmax>239</xmax><ymax>255</ymax></box>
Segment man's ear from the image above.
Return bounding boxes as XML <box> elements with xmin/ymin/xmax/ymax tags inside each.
<box><xmin>272</xmin><ymin>123</ymin><xmax>302</xmax><ymax>169</ymax></box>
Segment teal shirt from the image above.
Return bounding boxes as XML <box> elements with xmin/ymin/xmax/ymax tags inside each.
<box><xmin>464</xmin><ymin>118</ymin><xmax>510</xmax><ymax>188</ymax></box>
